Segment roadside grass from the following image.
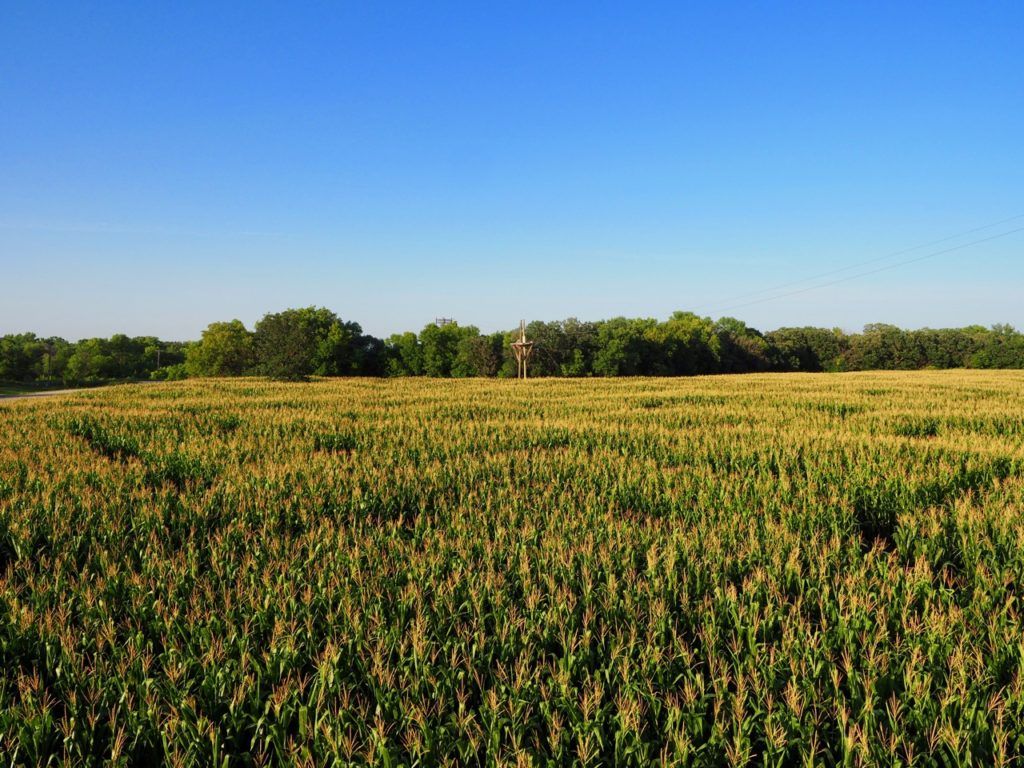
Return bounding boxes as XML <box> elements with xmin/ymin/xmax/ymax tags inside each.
<box><xmin>0</xmin><ymin>380</ymin><xmax>67</xmax><ymax>396</ymax></box>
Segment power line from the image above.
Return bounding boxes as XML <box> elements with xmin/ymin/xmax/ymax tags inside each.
<box><xmin>710</xmin><ymin>225</ymin><xmax>1024</xmax><ymax>314</ymax></box>
<box><xmin>701</xmin><ymin>212</ymin><xmax>1024</xmax><ymax>312</ymax></box>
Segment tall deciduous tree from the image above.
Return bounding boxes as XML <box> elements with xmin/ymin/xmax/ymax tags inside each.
<box><xmin>386</xmin><ymin>332</ymin><xmax>424</xmax><ymax>376</ymax></box>
<box><xmin>186</xmin><ymin>320</ymin><xmax>255</xmax><ymax>377</ymax></box>
<box><xmin>254</xmin><ymin>309</ymin><xmax>320</xmax><ymax>381</ymax></box>
<box><xmin>765</xmin><ymin>327</ymin><xmax>848</xmax><ymax>371</ymax></box>
<box><xmin>253</xmin><ymin>307</ymin><xmax>378</xmax><ymax>380</ymax></box>
<box><xmin>420</xmin><ymin>322</ymin><xmax>478</xmax><ymax>377</ymax></box>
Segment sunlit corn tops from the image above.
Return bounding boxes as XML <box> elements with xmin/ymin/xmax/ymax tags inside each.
<box><xmin>1</xmin><ymin>370</ymin><xmax>1023</xmax><ymax>766</ymax></box>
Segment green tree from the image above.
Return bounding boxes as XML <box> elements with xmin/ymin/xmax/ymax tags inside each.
<box><xmin>145</xmin><ymin>340</ymin><xmax>187</xmax><ymax>379</ymax></box>
<box><xmin>593</xmin><ymin>318</ymin><xmax>658</xmax><ymax>376</ymax></box>
<box><xmin>386</xmin><ymin>332</ymin><xmax>424</xmax><ymax>376</ymax></box>
<box><xmin>908</xmin><ymin>328</ymin><xmax>975</xmax><ymax>369</ymax></box>
<box><xmin>0</xmin><ymin>334</ymin><xmax>46</xmax><ymax>382</ymax></box>
<box><xmin>715</xmin><ymin>317</ymin><xmax>771</xmax><ymax>373</ymax></box>
<box><xmin>316</xmin><ymin>316</ymin><xmax>361</xmax><ymax>376</ymax></box>
<box><xmin>647</xmin><ymin>312</ymin><xmax>719</xmax><ymax>375</ymax></box>
<box><xmin>560</xmin><ymin>318</ymin><xmax>598</xmax><ymax>376</ymax></box>
<box><xmin>356</xmin><ymin>335</ymin><xmax>387</xmax><ymax>377</ymax></box>
<box><xmin>186</xmin><ymin>320</ymin><xmax>255</xmax><ymax>377</ymax></box>
<box><xmin>253</xmin><ymin>307</ymin><xmax>383</xmax><ymax>380</ymax></box>
<box><xmin>38</xmin><ymin>337</ymin><xmax>73</xmax><ymax>381</ymax></box>
<box><xmin>63</xmin><ymin>339</ymin><xmax>115</xmax><ymax>384</ymax></box>
<box><xmin>844</xmin><ymin>324</ymin><xmax>913</xmax><ymax>370</ymax></box>
<box><xmin>420</xmin><ymin>322</ymin><xmax>478</xmax><ymax>377</ymax></box>
<box><xmin>969</xmin><ymin>324</ymin><xmax>1024</xmax><ymax>368</ymax></box>
<box><xmin>520</xmin><ymin>321</ymin><xmax>567</xmax><ymax>377</ymax></box>
<box><xmin>254</xmin><ymin>309</ymin><xmax>320</xmax><ymax>381</ymax></box>
<box><xmin>454</xmin><ymin>331</ymin><xmax>503</xmax><ymax>377</ymax></box>
<box><xmin>105</xmin><ymin>334</ymin><xmax>146</xmax><ymax>378</ymax></box>
<box><xmin>766</xmin><ymin>327</ymin><xmax>847</xmax><ymax>371</ymax></box>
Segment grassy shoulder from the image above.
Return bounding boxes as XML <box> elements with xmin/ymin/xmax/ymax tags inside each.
<box><xmin>0</xmin><ymin>380</ymin><xmax>70</xmax><ymax>396</ymax></box>
<box><xmin>0</xmin><ymin>379</ymin><xmax>145</xmax><ymax>397</ymax></box>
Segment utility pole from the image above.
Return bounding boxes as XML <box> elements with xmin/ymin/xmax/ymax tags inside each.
<box><xmin>44</xmin><ymin>342</ymin><xmax>56</xmax><ymax>381</ymax></box>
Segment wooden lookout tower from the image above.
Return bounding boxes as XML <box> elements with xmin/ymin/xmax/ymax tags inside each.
<box><xmin>510</xmin><ymin>320</ymin><xmax>535</xmax><ymax>380</ymax></box>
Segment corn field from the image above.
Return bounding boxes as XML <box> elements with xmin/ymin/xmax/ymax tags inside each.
<box><xmin>2</xmin><ymin>371</ymin><xmax>1024</xmax><ymax>766</ymax></box>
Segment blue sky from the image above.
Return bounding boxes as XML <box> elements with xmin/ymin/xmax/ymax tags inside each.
<box><xmin>2</xmin><ymin>1</ymin><xmax>1022</xmax><ymax>340</ymax></box>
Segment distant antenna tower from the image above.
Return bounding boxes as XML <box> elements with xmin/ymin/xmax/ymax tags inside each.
<box><xmin>435</xmin><ymin>317</ymin><xmax>455</xmax><ymax>327</ymax></box>
<box><xmin>510</xmin><ymin>319</ymin><xmax>535</xmax><ymax>380</ymax></box>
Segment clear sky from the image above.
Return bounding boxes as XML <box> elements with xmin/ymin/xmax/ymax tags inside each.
<box><xmin>2</xmin><ymin>1</ymin><xmax>1022</xmax><ymax>340</ymax></box>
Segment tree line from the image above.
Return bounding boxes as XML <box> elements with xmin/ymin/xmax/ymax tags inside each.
<box><xmin>3</xmin><ymin>307</ymin><xmax>1024</xmax><ymax>385</ymax></box>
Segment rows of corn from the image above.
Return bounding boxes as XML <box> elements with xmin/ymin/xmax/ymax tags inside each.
<box><xmin>1</xmin><ymin>371</ymin><xmax>1024</xmax><ymax>766</ymax></box>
